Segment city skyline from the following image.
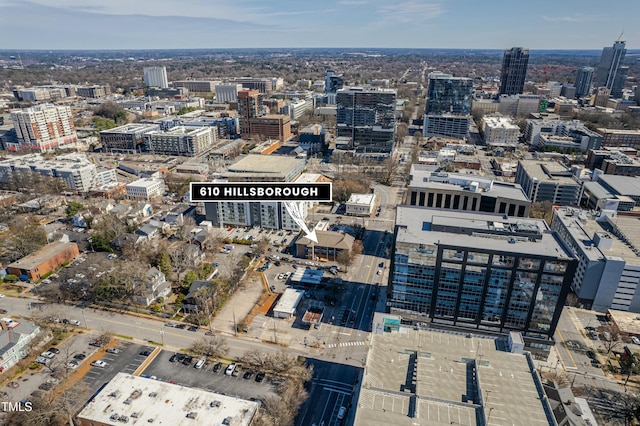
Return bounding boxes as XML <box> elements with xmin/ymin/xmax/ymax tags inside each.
<box><xmin>0</xmin><ymin>0</ymin><xmax>638</xmax><ymax>50</ymax></box>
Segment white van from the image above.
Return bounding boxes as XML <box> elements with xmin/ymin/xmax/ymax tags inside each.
<box><xmin>225</xmin><ymin>363</ymin><xmax>237</xmax><ymax>376</ymax></box>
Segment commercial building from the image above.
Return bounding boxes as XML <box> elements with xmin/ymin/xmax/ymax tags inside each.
<box><xmin>143</xmin><ymin>66</ymin><xmax>168</xmax><ymax>88</ymax></box>
<box><xmin>336</xmin><ymin>87</ymin><xmax>397</xmax><ymax>154</ymax></box>
<box><xmin>551</xmin><ymin>207</ymin><xmax>640</xmax><ymax>312</ymax></box>
<box><xmin>589</xmin><ymin>174</ymin><xmax>640</xmax><ymax>209</ymax></box>
<box><xmin>99</xmin><ymin>123</ymin><xmax>160</xmax><ymax>153</ymax></box>
<box><xmin>586</xmin><ymin>149</ymin><xmax>640</xmax><ymax>176</ymax></box>
<box><xmin>172</xmin><ymin>80</ymin><xmax>217</xmax><ymax>93</ymax></box>
<box><xmin>346</xmin><ymin>193</ymin><xmax>377</xmax><ymax>216</ymax></box>
<box><xmin>230</xmin><ymin>77</ymin><xmax>271</xmax><ymax>93</ymax></box>
<box><xmin>515</xmin><ymin>160</ymin><xmax>583</xmax><ymax>205</ymax></box>
<box><xmin>499</xmin><ymin>47</ymin><xmax>530</xmax><ymax>95</ymax></box>
<box><xmin>7</xmin><ymin>241</ymin><xmax>80</xmax><ymax>282</ymax></box>
<box><xmin>295</xmin><ymin>230</ymin><xmax>355</xmax><ymax>261</ymax></box>
<box><xmin>237</xmin><ymin>89</ymin><xmax>264</xmax><ymax>137</ymax></box>
<box><xmin>76</xmin><ymin>85</ymin><xmax>108</xmax><ymax>98</ymax></box>
<box><xmin>594</xmin><ymin>36</ymin><xmax>628</xmax><ymax>98</ymax></box>
<box><xmin>407</xmin><ymin>165</ymin><xmax>530</xmax><ymax>217</ymax></box>
<box><xmin>126</xmin><ymin>178</ymin><xmax>165</xmax><ymax>200</ymax></box>
<box><xmin>423</xmin><ymin>72</ymin><xmax>473</xmax><ymax>139</ymax></box>
<box><xmin>9</xmin><ymin>104</ymin><xmax>77</xmax><ymax>151</ymax></box>
<box><xmin>0</xmin><ymin>319</ymin><xmax>41</xmax><ymax>374</ymax></box>
<box><xmin>76</xmin><ymin>373</ymin><xmax>259</xmax><ymax>426</ymax></box>
<box><xmin>325</xmin><ymin>69</ymin><xmax>344</xmax><ymax>94</ymax></box>
<box><xmin>575</xmin><ymin>66</ymin><xmax>595</xmax><ymax>98</ymax></box>
<box><xmin>146</xmin><ymin>126</ymin><xmax>216</xmax><ymax>157</ymax></box>
<box><xmin>248</xmin><ymin>114</ymin><xmax>292</xmax><ymax>141</ymax></box>
<box><xmin>481</xmin><ymin>114</ymin><xmax>520</xmax><ymax>146</ymax></box>
<box><xmin>597</xmin><ymin>128</ymin><xmax>640</xmax><ymax>150</ymax></box>
<box><xmin>524</xmin><ymin>119</ymin><xmax>603</xmax><ymax>153</ymax></box>
<box><xmin>215</xmin><ymin>83</ymin><xmax>243</xmax><ymax>103</ymax></box>
<box><xmin>0</xmin><ymin>153</ymin><xmax>115</xmax><ymax>192</ymax></box>
<box><xmin>273</xmin><ymin>288</ymin><xmax>305</xmax><ymax>319</ymax></box>
<box><xmin>354</xmin><ymin>316</ymin><xmax>555</xmax><ymax>426</ymax></box>
<box><xmin>389</xmin><ymin>206</ymin><xmax>576</xmax><ymax>349</ymax></box>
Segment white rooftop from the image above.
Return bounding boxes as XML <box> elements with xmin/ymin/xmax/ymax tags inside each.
<box><xmin>273</xmin><ymin>288</ymin><xmax>304</xmax><ymax>316</ymax></box>
<box><xmin>347</xmin><ymin>193</ymin><xmax>376</xmax><ymax>205</ymax></box>
<box><xmin>77</xmin><ymin>373</ymin><xmax>259</xmax><ymax>426</ymax></box>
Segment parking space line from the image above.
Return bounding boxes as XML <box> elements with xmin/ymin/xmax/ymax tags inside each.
<box><xmin>133</xmin><ymin>346</ymin><xmax>162</xmax><ymax>376</ymax></box>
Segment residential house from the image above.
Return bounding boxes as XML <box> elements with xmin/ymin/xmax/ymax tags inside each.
<box><xmin>128</xmin><ymin>201</ymin><xmax>153</xmax><ymax>223</ymax></box>
<box><xmin>184</xmin><ymin>280</ymin><xmax>217</xmax><ymax>314</ymax></box>
<box><xmin>164</xmin><ymin>204</ymin><xmax>197</xmax><ymax>227</ymax></box>
<box><xmin>0</xmin><ymin>319</ymin><xmax>41</xmax><ymax>373</ymax></box>
<box><xmin>111</xmin><ymin>233</ymin><xmax>145</xmax><ymax>252</ymax></box>
<box><xmin>136</xmin><ymin>223</ymin><xmax>160</xmax><ymax>239</ymax></box>
<box><xmin>192</xmin><ymin>229</ymin><xmax>215</xmax><ymax>251</ymax></box>
<box><xmin>133</xmin><ymin>267</ymin><xmax>171</xmax><ymax>306</ymax></box>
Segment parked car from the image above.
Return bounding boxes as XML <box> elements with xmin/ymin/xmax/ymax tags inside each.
<box><xmin>66</xmin><ymin>361</ymin><xmax>79</xmax><ymax>369</ymax></box>
<box><xmin>69</xmin><ymin>320</ymin><xmax>81</xmax><ymax>326</ymax></box>
<box><xmin>188</xmin><ymin>326</ymin><xmax>198</xmax><ymax>332</ymax></box>
<box><xmin>140</xmin><ymin>350</ymin><xmax>152</xmax><ymax>356</ymax></box>
<box><xmin>73</xmin><ymin>353</ymin><xmax>86</xmax><ymax>361</ymax></box>
<box><xmin>175</xmin><ymin>324</ymin><xmax>187</xmax><ymax>329</ymax></box>
<box><xmin>47</xmin><ymin>347</ymin><xmax>60</xmax><ymax>354</ymax></box>
<box><xmin>243</xmin><ymin>371</ymin><xmax>254</xmax><ymax>380</ymax></box>
<box><xmin>106</xmin><ymin>348</ymin><xmax>121</xmax><ymax>354</ymax></box>
<box><xmin>213</xmin><ymin>363</ymin><xmax>223</xmax><ymax>373</ymax></box>
<box><xmin>36</xmin><ymin>357</ymin><xmax>49</xmax><ymax>365</ymax></box>
<box><xmin>632</xmin><ymin>337</ymin><xmax>640</xmax><ymax>345</ymax></box>
<box><xmin>586</xmin><ymin>350</ymin><xmax>597</xmax><ymax>360</ymax></box>
<box><xmin>182</xmin><ymin>356</ymin><xmax>193</xmax><ymax>366</ymax></box>
<box><xmin>255</xmin><ymin>372</ymin><xmax>265</xmax><ymax>383</ymax></box>
<box><xmin>165</xmin><ymin>322</ymin><xmax>177</xmax><ymax>327</ymax></box>
<box><xmin>169</xmin><ymin>353</ymin><xmax>178</xmax><ymax>362</ymax></box>
<box><xmin>195</xmin><ymin>357</ymin><xmax>207</xmax><ymax>369</ymax></box>
<box><xmin>41</xmin><ymin>351</ymin><xmax>55</xmax><ymax>359</ymax></box>
<box><xmin>90</xmin><ymin>360</ymin><xmax>107</xmax><ymax>368</ymax></box>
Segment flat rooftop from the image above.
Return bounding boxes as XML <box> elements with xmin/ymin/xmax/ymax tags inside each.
<box><xmin>225</xmin><ymin>154</ymin><xmax>304</xmax><ymax>180</ymax></box>
<box><xmin>518</xmin><ymin>160</ymin><xmax>578</xmax><ymax>185</ymax></box>
<box><xmin>597</xmin><ymin>175</ymin><xmax>640</xmax><ymax>197</ymax></box>
<box><xmin>396</xmin><ymin>206</ymin><xmax>573</xmax><ymax>259</ymax></box>
<box><xmin>273</xmin><ymin>288</ymin><xmax>304</xmax><ymax>315</ymax></box>
<box><xmin>77</xmin><ymin>373</ymin><xmax>259</xmax><ymax>426</ymax></box>
<box><xmin>554</xmin><ymin>207</ymin><xmax>640</xmax><ymax>266</ymax></box>
<box><xmin>355</xmin><ymin>325</ymin><xmax>551</xmax><ymax>426</ymax></box>
<box><xmin>101</xmin><ymin>123</ymin><xmax>159</xmax><ymax>134</ymax></box>
<box><xmin>347</xmin><ymin>193</ymin><xmax>376</xmax><ymax>205</ymax></box>
<box><xmin>608</xmin><ymin>309</ymin><xmax>640</xmax><ymax>335</ymax></box>
<box><xmin>7</xmin><ymin>241</ymin><xmax>77</xmax><ymax>270</ymax></box>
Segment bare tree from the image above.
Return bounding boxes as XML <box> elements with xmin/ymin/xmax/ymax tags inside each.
<box><xmin>190</xmin><ymin>335</ymin><xmax>229</xmax><ymax>359</ymax></box>
<box><xmin>599</xmin><ymin>324</ymin><xmax>623</xmax><ymax>354</ymax></box>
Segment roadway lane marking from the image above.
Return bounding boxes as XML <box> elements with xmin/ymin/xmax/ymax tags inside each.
<box><xmin>555</xmin><ymin>327</ymin><xmax>578</xmax><ymax>369</ymax></box>
<box><xmin>323</xmin><ymin>386</ymin><xmax>351</xmax><ymax>395</ymax></box>
<box><xmin>328</xmin><ymin>341</ymin><xmax>367</xmax><ymax>348</ymax></box>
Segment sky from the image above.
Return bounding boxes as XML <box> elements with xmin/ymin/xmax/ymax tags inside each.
<box><xmin>0</xmin><ymin>0</ymin><xmax>639</xmax><ymax>50</ymax></box>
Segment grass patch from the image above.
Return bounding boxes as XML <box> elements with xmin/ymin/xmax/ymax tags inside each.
<box><xmin>147</xmin><ymin>340</ymin><xmax>163</xmax><ymax>346</ymax></box>
<box><xmin>116</xmin><ymin>334</ymin><xmax>133</xmax><ymax>340</ymax></box>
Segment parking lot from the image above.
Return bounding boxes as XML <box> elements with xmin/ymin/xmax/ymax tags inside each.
<box><xmin>81</xmin><ymin>341</ymin><xmax>155</xmax><ymax>392</ymax></box>
<box><xmin>142</xmin><ymin>349</ymin><xmax>277</xmax><ymax>402</ymax></box>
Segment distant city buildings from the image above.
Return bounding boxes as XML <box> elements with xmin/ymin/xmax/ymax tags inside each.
<box><xmin>172</xmin><ymin>80</ymin><xmax>217</xmax><ymax>93</ymax></box>
<box><xmin>336</xmin><ymin>87</ymin><xmax>397</xmax><ymax>155</ymax></box>
<box><xmin>499</xmin><ymin>47</ymin><xmax>530</xmax><ymax>96</ymax></box>
<box><xmin>388</xmin><ymin>206</ymin><xmax>576</xmax><ymax>347</ymax></box>
<box><xmin>596</xmin><ymin>128</ymin><xmax>640</xmax><ymax>150</ymax></box>
<box><xmin>423</xmin><ymin>72</ymin><xmax>473</xmax><ymax>139</ymax></box>
<box><xmin>215</xmin><ymin>83</ymin><xmax>243</xmax><ymax>103</ymax></box>
<box><xmin>9</xmin><ymin>104</ymin><xmax>77</xmax><ymax>152</ymax></box>
<box><xmin>595</xmin><ymin>35</ymin><xmax>628</xmax><ymax>98</ymax></box>
<box><xmin>574</xmin><ymin>66</ymin><xmax>595</xmax><ymax>98</ymax></box>
<box><xmin>143</xmin><ymin>66</ymin><xmax>169</xmax><ymax>89</ymax></box>
<box><xmin>324</xmin><ymin>69</ymin><xmax>344</xmax><ymax>94</ymax></box>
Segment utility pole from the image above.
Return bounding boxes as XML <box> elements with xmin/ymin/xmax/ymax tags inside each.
<box><xmin>233</xmin><ymin>310</ymin><xmax>237</xmax><ymax>337</ymax></box>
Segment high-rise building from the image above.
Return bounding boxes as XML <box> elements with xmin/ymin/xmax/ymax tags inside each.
<box><xmin>237</xmin><ymin>89</ymin><xmax>264</xmax><ymax>138</ymax></box>
<box><xmin>335</xmin><ymin>87</ymin><xmax>396</xmax><ymax>154</ymax></box>
<box><xmin>389</xmin><ymin>206</ymin><xmax>576</xmax><ymax>345</ymax></box>
<box><xmin>9</xmin><ymin>104</ymin><xmax>77</xmax><ymax>151</ymax></box>
<box><xmin>595</xmin><ymin>35</ymin><xmax>627</xmax><ymax>98</ymax></box>
<box><xmin>499</xmin><ymin>47</ymin><xmax>530</xmax><ymax>96</ymax></box>
<box><xmin>215</xmin><ymin>84</ymin><xmax>243</xmax><ymax>103</ymax></box>
<box><xmin>143</xmin><ymin>66</ymin><xmax>168</xmax><ymax>89</ymax></box>
<box><xmin>99</xmin><ymin>124</ymin><xmax>160</xmax><ymax>153</ymax></box>
<box><xmin>574</xmin><ymin>66</ymin><xmax>594</xmax><ymax>98</ymax></box>
<box><xmin>324</xmin><ymin>69</ymin><xmax>344</xmax><ymax>94</ymax></box>
<box><xmin>423</xmin><ymin>72</ymin><xmax>473</xmax><ymax>139</ymax></box>
<box><xmin>145</xmin><ymin>127</ymin><xmax>216</xmax><ymax>157</ymax></box>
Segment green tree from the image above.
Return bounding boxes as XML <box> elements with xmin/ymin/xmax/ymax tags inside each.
<box><xmin>183</xmin><ymin>270</ymin><xmax>198</xmax><ymax>290</ymax></box>
<box><xmin>65</xmin><ymin>201</ymin><xmax>84</xmax><ymax>219</ymax></box>
<box><xmin>156</xmin><ymin>252</ymin><xmax>173</xmax><ymax>280</ymax></box>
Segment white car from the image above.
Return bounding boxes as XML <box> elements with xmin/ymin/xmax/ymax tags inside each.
<box><xmin>41</xmin><ymin>351</ymin><xmax>56</xmax><ymax>359</ymax></box>
<box><xmin>376</xmin><ymin>270</ymin><xmax>382</xmax><ymax>275</ymax></box>
<box><xmin>66</xmin><ymin>361</ymin><xmax>79</xmax><ymax>369</ymax></box>
<box><xmin>36</xmin><ymin>357</ymin><xmax>49</xmax><ymax>365</ymax></box>
<box><xmin>90</xmin><ymin>360</ymin><xmax>107</xmax><ymax>368</ymax></box>
<box><xmin>69</xmin><ymin>320</ymin><xmax>81</xmax><ymax>326</ymax></box>
<box><xmin>632</xmin><ymin>337</ymin><xmax>640</xmax><ymax>345</ymax></box>
<box><xmin>0</xmin><ymin>293</ymin><xmax>5</xmax><ymax>298</ymax></box>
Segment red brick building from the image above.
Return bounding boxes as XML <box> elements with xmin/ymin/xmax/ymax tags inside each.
<box><xmin>7</xmin><ymin>241</ymin><xmax>79</xmax><ymax>282</ymax></box>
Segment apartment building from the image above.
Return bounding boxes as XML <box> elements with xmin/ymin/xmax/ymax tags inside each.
<box><xmin>9</xmin><ymin>104</ymin><xmax>77</xmax><ymax>151</ymax></box>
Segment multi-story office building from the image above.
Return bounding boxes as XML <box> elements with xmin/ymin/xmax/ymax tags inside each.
<box><xmin>407</xmin><ymin>164</ymin><xmax>531</xmax><ymax>217</ymax></box>
<box><xmin>515</xmin><ymin>160</ymin><xmax>583</xmax><ymax>205</ymax></box>
<box><xmin>499</xmin><ymin>47</ymin><xmax>530</xmax><ymax>95</ymax></box>
<box><xmin>524</xmin><ymin>119</ymin><xmax>602</xmax><ymax>152</ymax></box>
<box><xmin>248</xmin><ymin>115</ymin><xmax>292</xmax><ymax>141</ymax></box>
<box><xmin>0</xmin><ymin>153</ymin><xmax>116</xmax><ymax>192</ymax></box>
<box><xmin>230</xmin><ymin>77</ymin><xmax>271</xmax><ymax>93</ymax></box>
<box><xmin>325</xmin><ymin>69</ymin><xmax>344</xmax><ymax>94</ymax></box>
<box><xmin>9</xmin><ymin>104</ymin><xmax>77</xmax><ymax>152</ymax></box>
<box><xmin>586</xmin><ymin>149</ymin><xmax>640</xmax><ymax>176</ymax></box>
<box><xmin>423</xmin><ymin>72</ymin><xmax>473</xmax><ymax>139</ymax></box>
<box><xmin>595</xmin><ymin>36</ymin><xmax>628</xmax><ymax>98</ymax></box>
<box><xmin>126</xmin><ymin>178</ymin><xmax>165</xmax><ymax>200</ymax></box>
<box><xmin>481</xmin><ymin>114</ymin><xmax>520</xmax><ymax>146</ymax></box>
<box><xmin>237</xmin><ymin>89</ymin><xmax>264</xmax><ymax>138</ymax></box>
<box><xmin>336</xmin><ymin>87</ymin><xmax>396</xmax><ymax>154</ymax></box>
<box><xmin>203</xmin><ymin>156</ymin><xmax>314</xmax><ymax>230</ymax></box>
<box><xmin>298</xmin><ymin>123</ymin><xmax>327</xmax><ymax>155</ymax></box>
<box><xmin>389</xmin><ymin>206</ymin><xmax>576</xmax><ymax>346</ymax></box>
<box><xmin>597</xmin><ymin>128</ymin><xmax>640</xmax><ymax>150</ymax></box>
<box><xmin>143</xmin><ymin>66</ymin><xmax>168</xmax><ymax>89</ymax></box>
<box><xmin>551</xmin><ymin>207</ymin><xmax>640</xmax><ymax>312</ymax></box>
<box><xmin>145</xmin><ymin>126</ymin><xmax>216</xmax><ymax>157</ymax></box>
<box><xmin>99</xmin><ymin>123</ymin><xmax>160</xmax><ymax>153</ymax></box>
<box><xmin>574</xmin><ymin>66</ymin><xmax>595</xmax><ymax>98</ymax></box>
<box><xmin>76</xmin><ymin>85</ymin><xmax>107</xmax><ymax>98</ymax></box>
<box><xmin>215</xmin><ymin>84</ymin><xmax>243</xmax><ymax>103</ymax></box>
<box><xmin>172</xmin><ymin>80</ymin><xmax>217</xmax><ymax>93</ymax></box>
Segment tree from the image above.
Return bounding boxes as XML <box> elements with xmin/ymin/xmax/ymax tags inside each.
<box><xmin>5</xmin><ymin>216</ymin><xmax>47</xmax><ymax>262</ymax></box>
<box><xmin>599</xmin><ymin>324</ymin><xmax>622</xmax><ymax>354</ymax></box>
<box><xmin>529</xmin><ymin>201</ymin><xmax>554</xmax><ymax>225</ymax></box>
<box><xmin>336</xmin><ymin>240</ymin><xmax>363</xmax><ymax>272</ymax></box>
<box><xmin>190</xmin><ymin>335</ymin><xmax>229</xmax><ymax>358</ymax></box>
<box><xmin>65</xmin><ymin>201</ymin><xmax>84</xmax><ymax>220</ymax></box>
